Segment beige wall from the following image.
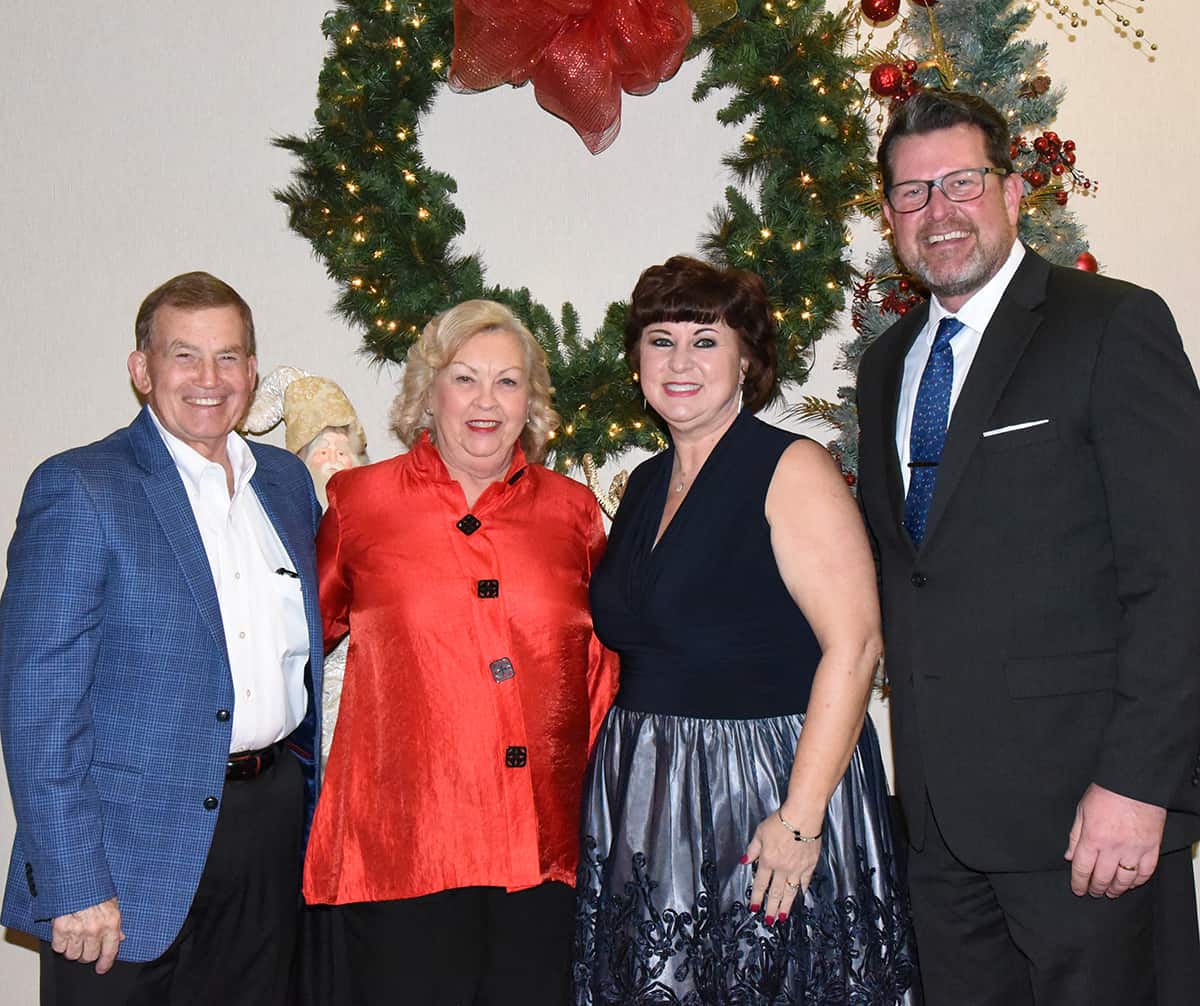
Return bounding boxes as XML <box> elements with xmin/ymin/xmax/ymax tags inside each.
<box><xmin>0</xmin><ymin>3</ymin><xmax>1196</xmax><ymax>999</ymax></box>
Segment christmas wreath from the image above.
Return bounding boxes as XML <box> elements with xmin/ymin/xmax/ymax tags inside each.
<box><xmin>275</xmin><ymin>0</ymin><xmax>872</xmax><ymax>470</ymax></box>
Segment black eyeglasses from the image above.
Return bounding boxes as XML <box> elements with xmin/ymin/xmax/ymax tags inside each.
<box><xmin>886</xmin><ymin>167</ymin><xmax>1009</xmax><ymax>213</ymax></box>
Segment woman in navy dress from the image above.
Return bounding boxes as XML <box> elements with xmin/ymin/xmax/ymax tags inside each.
<box><xmin>575</xmin><ymin>257</ymin><xmax>919</xmax><ymax>1004</ymax></box>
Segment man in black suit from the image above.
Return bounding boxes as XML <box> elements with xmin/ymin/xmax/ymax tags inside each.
<box><xmin>856</xmin><ymin>88</ymin><xmax>1200</xmax><ymax>1005</ymax></box>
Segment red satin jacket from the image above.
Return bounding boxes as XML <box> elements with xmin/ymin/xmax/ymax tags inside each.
<box><xmin>303</xmin><ymin>433</ymin><xmax>618</xmax><ymax>904</ymax></box>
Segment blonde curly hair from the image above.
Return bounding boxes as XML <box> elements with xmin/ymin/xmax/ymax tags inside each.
<box><xmin>390</xmin><ymin>300</ymin><xmax>560</xmax><ymax>463</ymax></box>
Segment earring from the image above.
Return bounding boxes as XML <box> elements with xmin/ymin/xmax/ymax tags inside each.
<box><xmin>423</xmin><ymin>407</ymin><xmax>432</xmax><ymax>417</ymax></box>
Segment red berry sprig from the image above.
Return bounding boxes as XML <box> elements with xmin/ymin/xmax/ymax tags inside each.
<box><xmin>1010</xmin><ymin>131</ymin><xmax>1095</xmax><ymax>205</ymax></box>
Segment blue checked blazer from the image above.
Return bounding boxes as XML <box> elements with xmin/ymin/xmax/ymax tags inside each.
<box><xmin>0</xmin><ymin>407</ymin><xmax>324</xmax><ymax>962</ymax></box>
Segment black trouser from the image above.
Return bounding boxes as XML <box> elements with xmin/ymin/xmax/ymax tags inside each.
<box><xmin>341</xmin><ymin>881</ymin><xmax>575</xmax><ymax>1006</ymax></box>
<box><xmin>908</xmin><ymin>791</ymin><xmax>1200</xmax><ymax>1006</ymax></box>
<box><xmin>41</xmin><ymin>750</ymin><xmax>305</xmax><ymax>1006</ymax></box>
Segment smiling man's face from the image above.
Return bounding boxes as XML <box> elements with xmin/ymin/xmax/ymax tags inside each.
<box><xmin>127</xmin><ymin>304</ymin><xmax>257</xmax><ymax>462</ymax></box>
<box><xmin>883</xmin><ymin>123</ymin><xmax>1025</xmax><ymax>312</ymax></box>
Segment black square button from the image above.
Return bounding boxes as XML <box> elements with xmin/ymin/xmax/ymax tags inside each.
<box><xmin>489</xmin><ymin>657</ymin><xmax>515</xmax><ymax>683</ymax></box>
<box><xmin>456</xmin><ymin>514</ymin><xmax>481</xmax><ymax>536</ymax></box>
<box><xmin>505</xmin><ymin>745</ymin><xmax>527</xmax><ymax>768</ymax></box>
<box><xmin>477</xmin><ymin>579</ymin><xmax>499</xmax><ymax>598</ymax></box>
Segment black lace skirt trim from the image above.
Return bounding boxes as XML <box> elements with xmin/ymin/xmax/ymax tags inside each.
<box><xmin>574</xmin><ymin>707</ymin><xmax>920</xmax><ymax>1005</ymax></box>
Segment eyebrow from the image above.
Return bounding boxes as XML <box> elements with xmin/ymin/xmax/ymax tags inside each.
<box><xmin>646</xmin><ymin>325</ymin><xmax>721</xmax><ymax>336</ymax></box>
<box><xmin>448</xmin><ymin>361</ymin><xmax>523</xmax><ymax>373</ymax></box>
<box><xmin>164</xmin><ymin>340</ymin><xmax>246</xmax><ymax>355</ymax></box>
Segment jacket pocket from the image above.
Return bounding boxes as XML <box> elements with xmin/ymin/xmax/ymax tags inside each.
<box><xmin>1005</xmin><ymin>649</ymin><xmax>1117</xmax><ymax>698</ymax></box>
<box><xmin>980</xmin><ymin>420</ymin><xmax>1059</xmax><ymax>451</ymax></box>
<box><xmin>89</xmin><ymin>762</ymin><xmax>142</xmax><ymax>804</ymax></box>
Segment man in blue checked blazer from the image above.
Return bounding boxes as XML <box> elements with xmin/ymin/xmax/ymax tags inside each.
<box><xmin>0</xmin><ymin>272</ymin><xmax>323</xmax><ymax>1005</ymax></box>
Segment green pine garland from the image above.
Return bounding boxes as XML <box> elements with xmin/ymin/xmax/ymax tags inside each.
<box><xmin>275</xmin><ymin>0</ymin><xmax>870</xmax><ymax>470</ymax></box>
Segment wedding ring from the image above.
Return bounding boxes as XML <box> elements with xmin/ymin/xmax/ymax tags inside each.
<box><xmin>784</xmin><ymin>879</ymin><xmax>801</xmax><ymax>890</ymax></box>
<box><xmin>1117</xmin><ymin>863</ymin><xmax>1137</xmax><ymax>871</ymax></box>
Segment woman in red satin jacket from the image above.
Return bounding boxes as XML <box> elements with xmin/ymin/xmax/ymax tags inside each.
<box><xmin>302</xmin><ymin>299</ymin><xmax>617</xmax><ymax>1006</ymax></box>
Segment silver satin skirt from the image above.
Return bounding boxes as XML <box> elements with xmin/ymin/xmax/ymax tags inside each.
<box><xmin>574</xmin><ymin>707</ymin><xmax>920</xmax><ymax>1005</ymax></box>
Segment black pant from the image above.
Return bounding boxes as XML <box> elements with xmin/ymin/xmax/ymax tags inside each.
<box><xmin>908</xmin><ymin>792</ymin><xmax>1200</xmax><ymax>1006</ymax></box>
<box><xmin>41</xmin><ymin>750</ymin><xmax>305</xmax><ymax>1006</ymax></box>
<box><xmin>341</xmin><ymin>881</ymin><xmax>574</xmax><ymax>1006</ymax></box>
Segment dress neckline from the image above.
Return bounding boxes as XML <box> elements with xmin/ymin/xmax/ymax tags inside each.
<box><xmin>649</xmin><ymin>409</ymin><xmax>753</xmax><ymax>555</ymax></box>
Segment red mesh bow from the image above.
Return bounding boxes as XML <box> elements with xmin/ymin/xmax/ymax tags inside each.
<box><xmin>450</xmin><ymin>0</ymin><xmax>695</xmax><ymax>154</ymax></box>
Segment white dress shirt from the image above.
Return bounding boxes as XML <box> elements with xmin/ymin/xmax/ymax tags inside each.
<box><xmin>895</xmin><ymin>240</ymin><xmax>1026</xmax><ymax>493</ymax></box>
<box><xmin>148</xmin><ymin>407</ymin><xmax>309</xmax><ymax>752</ymax></box>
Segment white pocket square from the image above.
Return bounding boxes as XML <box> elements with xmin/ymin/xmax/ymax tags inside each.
<box><xmin>982</xmin><ymin>419</ymin><xmax>1051</xmax><ymax>438</ymax></box>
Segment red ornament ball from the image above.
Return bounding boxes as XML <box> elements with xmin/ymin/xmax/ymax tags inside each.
<box><xmin>1075</xmin><ymin>251</ymin><xmax>1099</xmax><ymax>272</ymax></box>
<box><xmin>860</xmin><ymin>0</ymin><xmax>901</xmax><ymax>23</ymax></box>
<box><xmin>903</xmin><ymin>60</ymin><xmax>918</xmax><ymax>74</ymax></box>
<box><xmin>1055</xmin><ymin>191</ymin><xmax>1070</xmax><ymax>206</ymax></box>
<box><xmin>870</xmin><ymin>63</ymin><xmax>904</xmax><ymax>97</ymax></box>
<box><xmin>1052</xmin><ymin>162</ymin><xmax>1066</xmax><ymax>176</ymax></box>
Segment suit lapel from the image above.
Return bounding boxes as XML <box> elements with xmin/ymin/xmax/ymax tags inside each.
<box><xmin>130</xmin><ymin>409</ymin><xmax>229</xmax><ymax>663</ymax></box>
<box><xmin>922</xmin><ymin>252</ymin><xmax>1050</xmax><ymax>544</ymax></box>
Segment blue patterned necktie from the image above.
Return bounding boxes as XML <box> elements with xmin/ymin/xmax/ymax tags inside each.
<box><xmin>903</xmin><ymin>316</ymin><xmax>964</xmax><ymax>546</ymax></box>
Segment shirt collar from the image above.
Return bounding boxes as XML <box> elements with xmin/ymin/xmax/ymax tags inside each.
<box><xmin>929</xmin><ymin>239</ymin><xmax>1025</xmax><ymax>334</ymax></box>
<box><xmin>145</xmin><ymin>404</ymin><xmax>257</xmax><ymax>496</ymax></box>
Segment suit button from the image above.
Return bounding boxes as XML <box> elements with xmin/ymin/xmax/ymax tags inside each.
<box><xmin>477</xmin><ymin>579</ymin><xmax>499</xmax><ymax>599</ymax></box>
<box><xmin>910</xmin><ymin>572</ymin><xmax>927</xmax><ymax>588</ymax></box>
<box><xmin>215</xmin><ymin>709</ymin><xmax>231</xmax><ymax>722</ymax></box>
<box><xmin>505</xmin><ymin>746</ymin><xmax>527</xmax><ymax>768</ymax></box>
<box><xmin>456</xmin><ymin>514</ymin><xmax>481</xmax><ymax>536</ymax></box>
<box><xmin>490</xmin><ymin>657</ymin><xmax>515</xmax><ymax>683</ymax></box>
<box><xmin>203</xmin><ymin>796</ymin><xmax>219</xmax><ymax>810</ymax></box>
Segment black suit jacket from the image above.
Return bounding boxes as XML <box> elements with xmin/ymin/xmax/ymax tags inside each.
<box><xmin>857</xmin><ymin>248</ymin><xmax>1200</xmax><ymax>872</ymax></box>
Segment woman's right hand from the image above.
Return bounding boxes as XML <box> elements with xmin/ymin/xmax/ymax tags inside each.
<box><xmin>743</xmin><ymin>810</ymin><xmax>822</xmax><ymax>925</ymax></box>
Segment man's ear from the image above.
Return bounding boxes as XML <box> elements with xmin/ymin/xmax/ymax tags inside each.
<box><xmin>1002</xmin><ymin>170</ymin><xmax>1025</xmax><ymax>224</ymax></box>
<box><xmin>128</xmin><ymin>351</ymin><xmax>151</xmax><ymax>396</ymax></box>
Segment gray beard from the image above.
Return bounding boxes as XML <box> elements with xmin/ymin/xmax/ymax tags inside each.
<box><xmin>909</xmin><ymin>227</ymin><xmax>1014</xmax><ymax>303</ymax></box>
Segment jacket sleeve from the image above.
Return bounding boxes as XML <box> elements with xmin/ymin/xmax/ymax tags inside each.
<box><xmin>1087</xmin><ymin>286</ymin><xmax>1200</xmax><ymax>807</ymax></box>
<box><xmin>0</xmin><ymin>460</ymin><xmax>117</xmax><ymax>918</ymax></box>
<box><xmin>316</xmin><ymin>475</ymin><xmax>351</xmax><ymax>650</ymax></box>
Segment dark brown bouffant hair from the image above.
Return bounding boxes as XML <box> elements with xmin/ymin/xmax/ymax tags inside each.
<box><xmin>625</xmin><ymin>256</ymin><xmax>779</xmax><ymax>413</ymax></box>
<box><xmin>877</xmin><ymin>88</ymin><xmax>1014</xmax><ymax>192</ymax></box>
<box><xmin>135</xmin><ymin>271</ymin><xmax>256</xmax><ymax>355</ymax></box>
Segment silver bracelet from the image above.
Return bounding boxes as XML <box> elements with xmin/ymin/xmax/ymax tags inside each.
<box><xmin>777</xmin><ymin>808</ymin><xmax>822</xmax><ymax>843</ymax></box>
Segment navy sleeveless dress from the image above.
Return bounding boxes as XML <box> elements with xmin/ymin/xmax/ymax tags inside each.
<box><xmin>574</xmin><ymin>411</ymin><xmax>919</xmax><ymax>1005</ymax></box>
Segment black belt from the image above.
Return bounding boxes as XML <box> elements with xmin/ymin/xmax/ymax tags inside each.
<box><xmin>226</xmin><ymin>743</ymin><xmax>278</xmax><ymax>782</ymax></box>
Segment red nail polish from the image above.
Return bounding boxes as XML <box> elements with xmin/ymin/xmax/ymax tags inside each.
<box><xmin>777</xmin><ymin>912</ymin><xmax>788</xmax><ymax>924</ymax></box>
<box><xmin>750</xmin><ymin>903</ymin><xmax>760</xmax><ymax>913</ymax></box>
<box><xmin>764</xmin><ymin>915</ymin><xmax>775</xmax><ymax>926</ymax></box>
<box><xmin>739</xmin><ymin>855</ymin><xmax>749</xmax><ymax>865</ymax></box>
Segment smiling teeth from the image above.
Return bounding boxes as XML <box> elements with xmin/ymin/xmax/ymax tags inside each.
<box><xmin>189</xmin><ymin>398</ymin><xmax>222</xmax><ymax>405</ymax></box>
<box><xmin>927</xmin><ymin>231</ymin><xmax>969</xmax><ymax>245</ymax></box>
<box><xmin>467</xmin><ymin>420</ymin><xmax>500</xmax><ymax>428</ymax></box>
<box><xmin>665</xmin><ymin>383</ymin><xmax>700</xmax><ymax>392</ymax></box>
